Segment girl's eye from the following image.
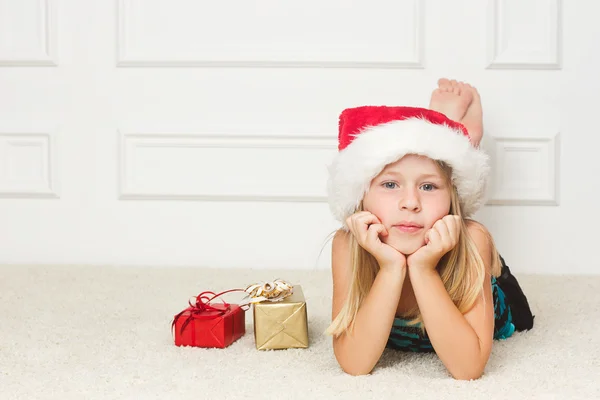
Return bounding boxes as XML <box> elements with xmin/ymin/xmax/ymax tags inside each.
<box><xmin>383</xmin><ymin>182</ymin><xmax>398</xmax><ymax>189</ymax></box>
<box><xmin>420</xmin><ymin>183</ymin><xmax>436</xmax><ymax>191</ymax></box>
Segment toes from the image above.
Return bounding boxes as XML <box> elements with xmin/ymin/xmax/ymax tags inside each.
<box><xmin>435</xmin><ymin>79</ymin><xmax>477</xmax><ymax>98</ymax></box>
<box><xmin>437</xmin><ymin>78</ymin><xmax>451</xmax><ymax>89</ymax></box>
<box><xmin>459</xmin><ymin>82</ymin><xmax>476</xmax><ymax>98</ymax></box>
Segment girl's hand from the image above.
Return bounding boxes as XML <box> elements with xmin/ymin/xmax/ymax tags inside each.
<box><xmin>407</xmin><ymin>215</ymin><xmax>461</xmax><ymax>271</ymax></box>
<box><xmin>346</xmin><ymin>211</ymin><xmax>406</xmax><ymax>271</ymax></box>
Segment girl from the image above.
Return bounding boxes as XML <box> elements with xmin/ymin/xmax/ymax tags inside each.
<box><xmin>325</xmin><ymin>79</ymin><xmax>534</xmax><ymax>380</ymax></box>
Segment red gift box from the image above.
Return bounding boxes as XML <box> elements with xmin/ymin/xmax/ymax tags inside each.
<box><xmin>172</xmin><ymin>291</ymin><xmax>246</xmax><ymax>348</ymax></box>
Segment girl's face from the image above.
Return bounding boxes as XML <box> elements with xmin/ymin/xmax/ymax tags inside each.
<box><xmin>362</xmin><ymin>154</ymin><xmax>452</xmax><ymax>255</ymax></box>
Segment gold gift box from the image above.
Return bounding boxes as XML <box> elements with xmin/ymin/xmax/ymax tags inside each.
<box><xmin>253</xmin><ymin>285</ymin><xmax>309</xmax><ymax>350</ymax></box>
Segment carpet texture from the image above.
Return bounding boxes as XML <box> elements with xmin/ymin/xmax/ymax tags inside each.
<box><xmin>1</xmin><ymin>265</ymin><xmax>599</xmax><ymax>400</ymax></box>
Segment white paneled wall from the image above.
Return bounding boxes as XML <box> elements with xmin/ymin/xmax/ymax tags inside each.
<box><xmin>119</xmin><ymin>133</ymin><xmax>336</xmax><ymax>202</ymax></box>
<box><xmin>1</xmin><ymin>0</ymin><xmax>599</xmax><ymax>274</ymax></box>
<box><xmin>117</xmin><ymin>0</ymin><xmax>424</xmax><ymax>68</ymax></box>
<box><xmin>487</xmin><ymin>0</ymin><xmax>561</xmax><ymax>69</ymax></box>
<box><xmin>487</xmin><ymin>136</ymin><xmax>559</xmax><ymax>205</ymax></box>
<box><xmin>0</xmin><ymin>0</ymin><xmax>57</xmax><ymax>65</ymax></box>
<box><xmin>0</xmin><ymin>132</ymin><xmax>58</xmax><ymax>197</ymax></box>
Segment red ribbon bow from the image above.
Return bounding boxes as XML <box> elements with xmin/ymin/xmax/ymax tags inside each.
<box><xmin>172</xmin><ymin>289</ymin><xmax>248</xmax><ymax>336</ymax></box>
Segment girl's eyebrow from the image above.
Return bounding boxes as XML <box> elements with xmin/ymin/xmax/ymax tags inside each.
<box><xmin>418</xmin><ymin>173</ymin><xmax>444</xmax><ymax>180</ymax></box>
<box><xmin>380</xmin><ymin>171</ymin><xmax>443</xmax><ymax>180</ymax></box>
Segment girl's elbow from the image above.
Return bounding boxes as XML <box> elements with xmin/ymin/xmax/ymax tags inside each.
<box><xmin>450</xmin><ymin>366</ymin><xmax>485</xmax><ymax>381</ymax></box>
<box><xmin>334</xmin><ymin>348</ymin><xmax>374</xmax><ymax>376</ymax></box>
<box><xmin>341</xmin><ymin>364</ymin><xmax>373</xmax><ymax>376</ymax></box>
<box><xmin>452</xmin><ymin>372</ymin><xmax>482</xmax><ymax>381</ymax></box>
<box><xmin>449</xmin><ymin>347</ymin><xmax>490</xmax><ymax>380</ymax></box>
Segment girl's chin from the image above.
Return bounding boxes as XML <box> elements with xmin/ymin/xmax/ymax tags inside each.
<box><xmin>384</xmin><ymin>238</ymin><xmax>424</xmax><ymax>255</ymax></box>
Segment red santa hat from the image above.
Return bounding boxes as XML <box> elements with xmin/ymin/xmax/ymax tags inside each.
<box><xmin>327</xmin><ymin>106</ymin><xmax>490</xmax><ymax>224</ymax></box>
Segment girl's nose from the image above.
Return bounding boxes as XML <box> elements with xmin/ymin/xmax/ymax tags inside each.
<box><xmin>399</xmin><ymin>189</ymin><xmax>421</xmax><ymax>212</ymax></box>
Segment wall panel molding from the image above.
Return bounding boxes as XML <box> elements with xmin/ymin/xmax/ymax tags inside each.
<box><xmin>116</xmin><ymin>0</ymin><xmax>424</xmax><ymax>68</ymax></box>
<box><xmin>487</xmin><ymin>134</ymin><xmax>559</xmax><ymax>205</ymax></box>
<box><xmin>118</xmin><ymin>132</ymin><xmax>337</xmax><ymax>201</ymax></box>
<box><xmin>487</xmin><ymin>0</ymin><xmax>561</xmax><ymax>69</ymax></box>
<box><xmin>0</xmin><ymin>0</ymin><xmax>57</xmax><ymax>66</ymax></box>
<box><xmin>0</xmin><ymin>132</ymin><xmax>59</xmax><ymax>198</ymax></box>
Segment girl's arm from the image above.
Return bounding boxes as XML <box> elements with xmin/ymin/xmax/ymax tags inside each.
<box><xmin>409</xmin><ymin>224</ymin><xmax>495</xmax><ymax>380</ymax></box>
<box><xmin>331</xmin><ymin>230</ymin><xmax>406</xmax><ymax>376</ymax></box>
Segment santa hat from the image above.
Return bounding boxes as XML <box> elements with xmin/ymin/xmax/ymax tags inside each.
<box><xmin>326</xmin><ymin>106</ymin><xmax>490</xmax><ymax>224</ymax></box>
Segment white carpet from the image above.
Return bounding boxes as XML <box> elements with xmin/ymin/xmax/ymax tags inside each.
<box><xmin>1</xmin><ymin>265</ymin><xmax>599</xmax><ymax>400</ymax></box>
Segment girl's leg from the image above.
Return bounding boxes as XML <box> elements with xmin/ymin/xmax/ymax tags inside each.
<box><xmin>429</xmin><ymin>78</ymin><xmax>483</xmax><ymax>148</ymax></box>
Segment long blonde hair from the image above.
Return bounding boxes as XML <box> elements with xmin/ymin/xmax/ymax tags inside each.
<box><xmin>325</xmin><ymin>160</ymin><xmax>502</xmax><ymax>337</ymax></box>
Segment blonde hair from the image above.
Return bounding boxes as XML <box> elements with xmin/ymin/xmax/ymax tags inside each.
<box><xmin>325</xmin><ymin>160</ymin><xmax>502</xmax><ymax>337</ymax></box>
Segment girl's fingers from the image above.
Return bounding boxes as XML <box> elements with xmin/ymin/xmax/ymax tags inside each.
<box><xmin>366</xmin><ymin>224</ymin><xmax>385</xmax><ymax>244</ymax></box>
<box><xmin>427</xmin><ymin>229</ymin><xmax>442</xmax><ymax>248</ymax></box>
<box><xmin>450</xmin><ymin>216</ymin><xmax>461</xmax><ymax>244</ymax></box>
<box><xmin>442</xmin><ymin>215</ymin><xmax>460</xmax><ymax>245</ymax></box>
<box><xmin>356</xmin><ymin>213</ymin><xmax>382</xmax><ymax>227</ymax></box>
<box><xmin>424</xmin><ymin>229</ymin><xmax>430</xmax><ymax>244</ymax></box>
<box><xmin>435</xmin><ymin>219</ymin><xmax>451</xmax><ymax>247</ymax></box>
<box><xmin>348</xmin><ymin>212</ymin><xmax>382</xmax><ymax>234</ymax></box>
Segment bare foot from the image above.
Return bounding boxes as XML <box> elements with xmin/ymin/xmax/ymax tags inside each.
<box><xmin>428</xmin><ymin>78</ymin><xmax>473</xmax><ymax>123</ymax></box>
<box><xmin>458</xmin><ymin>83</ymin><xmax>483</xmax><ymax>148</ymax></box>
<box><xmin>430</xmin><ymin>78</ymin><xmax>483</xmax><ymax>148</ymax></box>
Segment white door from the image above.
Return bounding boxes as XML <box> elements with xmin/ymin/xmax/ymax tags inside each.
<box><xmin>1</xmin><ymin>0</ymin><xmax>597</xmax><ymax>274</ymax></box>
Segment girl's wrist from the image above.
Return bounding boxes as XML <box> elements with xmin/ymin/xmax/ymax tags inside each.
<box><xmin>378</xmin><ymin>262</ymin><xmax>406</xmax><ymax>278</ymax></box>
<box><xmin>408</xmin><ymin>265</ymin><xmax>438</xmax><ymax>278</ymax></box>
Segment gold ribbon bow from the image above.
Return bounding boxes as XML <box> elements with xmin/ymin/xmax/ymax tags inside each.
<box><xmin>243</xmin><ymin>279</ymin><xmax>293</xmax><ymax>303</ymax></box>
